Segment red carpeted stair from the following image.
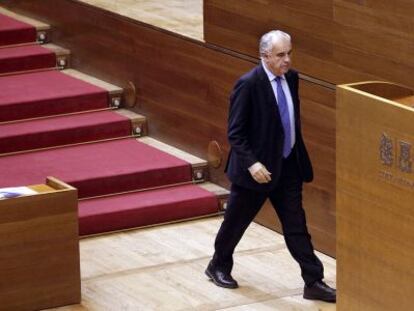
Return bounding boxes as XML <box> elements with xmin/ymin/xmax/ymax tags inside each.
<box><xmin>79</xmin><ymin>184</ymin><xmax>219</xmax><ymax>235</ymax></box>
<box><xmin>0</xmin><ymin>110</ymin><xmax>132</xmax><ymax>154</ymax></box>
<box><xmin>0</xmin><ymin>10</ymin><xmax>225</xmax><ymax>236</ymax></box>
<box><xmin>0</xmin><ymin>12</ymin><xmax>36</xmax><ymax>46</ymax></box>
<box><xmin>0</xmin><ymin>70</ymin><xmax>109</xmax><ymax>121</ymax></box>
<box><xmin>0</xmin><ymin>44</ymin><xmax>56</xmax><ymax>74</ymax></box>
<box><xmin>0</xmin><ymin>138</ymin><xmax>192</xmax><ymax>198</ymax></box>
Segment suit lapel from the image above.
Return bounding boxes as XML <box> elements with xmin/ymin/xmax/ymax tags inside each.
<box><xmin>256</xmin><ymin>64</ymin><xmax>280</xmax><ymax>117</ymax></box>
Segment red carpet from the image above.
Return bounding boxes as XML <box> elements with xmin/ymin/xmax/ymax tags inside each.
<box><xmin>0</xmin><ymin>13</ymin><xmax>36</xmax><ymax>46</ymax></box>
<box><xmin>0</xmin><ymin>110</ymin><xmax>131</xmax><ymax>154</ymax></box>
<box><xmin>0</xmin><ymin>44</ymin><xmax>56</xmax><ymax>73</ymax></box>
<box><xmin>79</xmin><ymin>184</ymin><xmax>219</xmax><ymax>235</ymax></box>
<box><xmin>0</xmin><ymin>138</ymin><xmax>192</xmax><ymax>198</ymax></box>
<box><xmin>0</xmin><ymin>70</ymin><xmax>108</xmax><ymax>121</ymax></box>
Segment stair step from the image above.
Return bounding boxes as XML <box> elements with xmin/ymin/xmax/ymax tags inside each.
<box><xmin>0</xmin><ymin>109</ymin><xmax>147</xmax><ymax>154</ymax></box>
<box><xmin>62</xmin><ymin>69</ymin><xmax>123</xmax><ymax>99</ymax></box>
<box><xmin>0</xmin><ymin>138</ymin><xmax>194</xmax><ymax>198</ymax></box>
<box><xmin>115</xmin><ymin>109</ymin><xmax>147</xmax><ymax>137</ymax></box>
<box><xmin>0</xmin><ymin>7</ymin><xmax>50</xmax><ymax>45</ymax></box>
<box><xmin>138</xmin><ymin>136</ymin><xmax>208</xmax><ymax>182</ymax></box>
<box><xmin>0</xmin><ymin>69</ymin><xmax>122</xmax><ymax>122</ymax></box>
<box><xmin>44</xmin><ymin>44</ymin><xmax>71</xmax><ymax>69</ymax></box>
<box><xmin>0</xmin><ymin>44</ymin><xmax>56</xmax><ymax>74</ymax></box>
<box><xmin>198</xmin><ymin>182</ymin><xmax>230</xmax><ymax>209</ymax></box>
<box><xmin>79</xmin><ymin>182</ymin><xmax>228</xmax><ymax>235</ymax></box>
<box><xmin>63</xmin><ymin>69</ymin><xmax>123</xmax><ymax>108</ymax></box>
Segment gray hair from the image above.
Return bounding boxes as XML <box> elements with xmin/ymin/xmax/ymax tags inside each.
<box><xmin>259</xmin><ymin>30</ymin><xmax>291</xmax><ymax>57</ymax></box>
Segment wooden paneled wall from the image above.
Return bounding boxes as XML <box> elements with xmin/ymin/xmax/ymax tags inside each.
<box><xmin>3</xmin><ymin>0</ymin><xmax>336</xmax><ymax>255</ymax></box>
<box><xmin>204</xmin><ymin>0</ymin><xmax>414</xmax><ymax>88</ymax></box>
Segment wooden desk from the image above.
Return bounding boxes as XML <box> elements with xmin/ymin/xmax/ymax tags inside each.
<box><xmin>336</xmin><ymin>82</ymin><xmax>414</xmax><ymax>310</ymax></box>
<box><xmin>0</xmin><ymin>177</ymin><xmax>80</xmax><ymax>311</ymax></box>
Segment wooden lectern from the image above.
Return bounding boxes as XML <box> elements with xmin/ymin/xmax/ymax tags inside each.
<box><xmin>337</xmin><ymin>82</ymin><xmax>414</xmax><ymax>310</ymax></box>
<box><xmin>0</xmin><ymin>177</ymin><xmax>81</xmax><ymax>311</ymax></box>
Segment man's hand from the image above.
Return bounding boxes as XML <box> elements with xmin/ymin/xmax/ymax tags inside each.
<box><xmin>248</xmin><ymin>162</ymin><xmax>272</xmax><ymax>184</ymax></box>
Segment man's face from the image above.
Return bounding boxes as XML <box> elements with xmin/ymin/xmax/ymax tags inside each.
<box><xmin>263</xmin><ymin>39</ymin><xmax>292</xmax><ymax>76</ymax></box>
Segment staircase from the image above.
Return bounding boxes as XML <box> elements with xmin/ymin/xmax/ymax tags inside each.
<box><xmin>0</xmin><ymin>7</ymin><xmax>228</xmax><ymax>236</ymax></box>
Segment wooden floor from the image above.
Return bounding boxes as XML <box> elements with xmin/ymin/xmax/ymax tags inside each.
<box><xmin>78</xmin><ymin>0</ymin><xmax>203</xmax><ymax>41</ymax></box>
<box><xmin>47</xmin><ymin>217</ymin><xmax>336</xmax><ymax>310</ymax></box>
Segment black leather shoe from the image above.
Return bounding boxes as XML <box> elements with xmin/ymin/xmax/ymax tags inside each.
<box><xmin>303</xmin><ymin>280</ymin><xmax>336</xmax><ymax>303</ymax></box>
<box><xmin>205</xmin><ymin>262</ymin><xmax>238</xmax><ymax>289</ymax></box>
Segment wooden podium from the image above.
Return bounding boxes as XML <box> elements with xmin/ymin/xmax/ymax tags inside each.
<box><xmin>337</xmin><ymin>82</ymin><xmax>414</xmax><ymax>310</ymax></box>
<box><xmin>0</xmin><ymin>177</ymin><xmax>81</xmax><ymax>311</ymax></box>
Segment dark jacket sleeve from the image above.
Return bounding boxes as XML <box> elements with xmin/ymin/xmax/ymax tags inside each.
<box><xmin>227</xmin><ymin>77</ymin><xmax>257</xmax><ymax>170</ymax></box>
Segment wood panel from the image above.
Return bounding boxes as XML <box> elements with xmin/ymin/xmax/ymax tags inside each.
<box><xmin>0</xmin><ymin>177</ymin><xmax>80</xmax><ymax>311</ymax></box>
<box><xmin>204</xmin><ymin>0</ymin><xmax>414</xmax><ymax>89</ymax></box>
<box><xmin>1</xmin><ymin>0</ymin><xmax>336</xmax><ymax>255</ymax></box>
<box><xmin>336</xmin><ymin>82</ymin><xmax>414</xmax><ymax>310</ymax></box>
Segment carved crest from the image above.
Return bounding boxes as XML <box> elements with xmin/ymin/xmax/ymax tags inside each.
<box><xmin>399</xmin><ymin>141</ymin><xmax>412</xmax><ymax>173</ymax></box>
<box><xmin>379</xmin><ymin>133</ymin><xmax>393</xmax><ymax>166</ymax></box>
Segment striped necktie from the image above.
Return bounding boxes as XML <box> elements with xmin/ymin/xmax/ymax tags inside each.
<box><xmin>275</xmin><ymin>76</ymin><xmax>292</xmax><ymax>158</ymax></box>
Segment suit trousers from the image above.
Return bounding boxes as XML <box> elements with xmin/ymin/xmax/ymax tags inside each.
<box><xmin>212</xmin><ymin>152</ymin><xmax>324</xmax><ymax>285</ymax></box>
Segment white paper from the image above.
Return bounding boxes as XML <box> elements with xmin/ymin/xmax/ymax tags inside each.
<box><xmin>0</xmin><ymin>186</ymin><xmax>38</xmax><ymax>199</ymax></box>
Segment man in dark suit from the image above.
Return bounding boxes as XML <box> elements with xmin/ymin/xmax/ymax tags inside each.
<box><xmin>205</xmin><ymin>30</ymin><xmax>336</xmax><ymax>303</ymax></box>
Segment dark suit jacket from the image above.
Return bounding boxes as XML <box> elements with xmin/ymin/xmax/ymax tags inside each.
<box><xmin>225</xmin><ymin>64</ymin><xmax>313</xmax><ymax>192</ymax></box>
